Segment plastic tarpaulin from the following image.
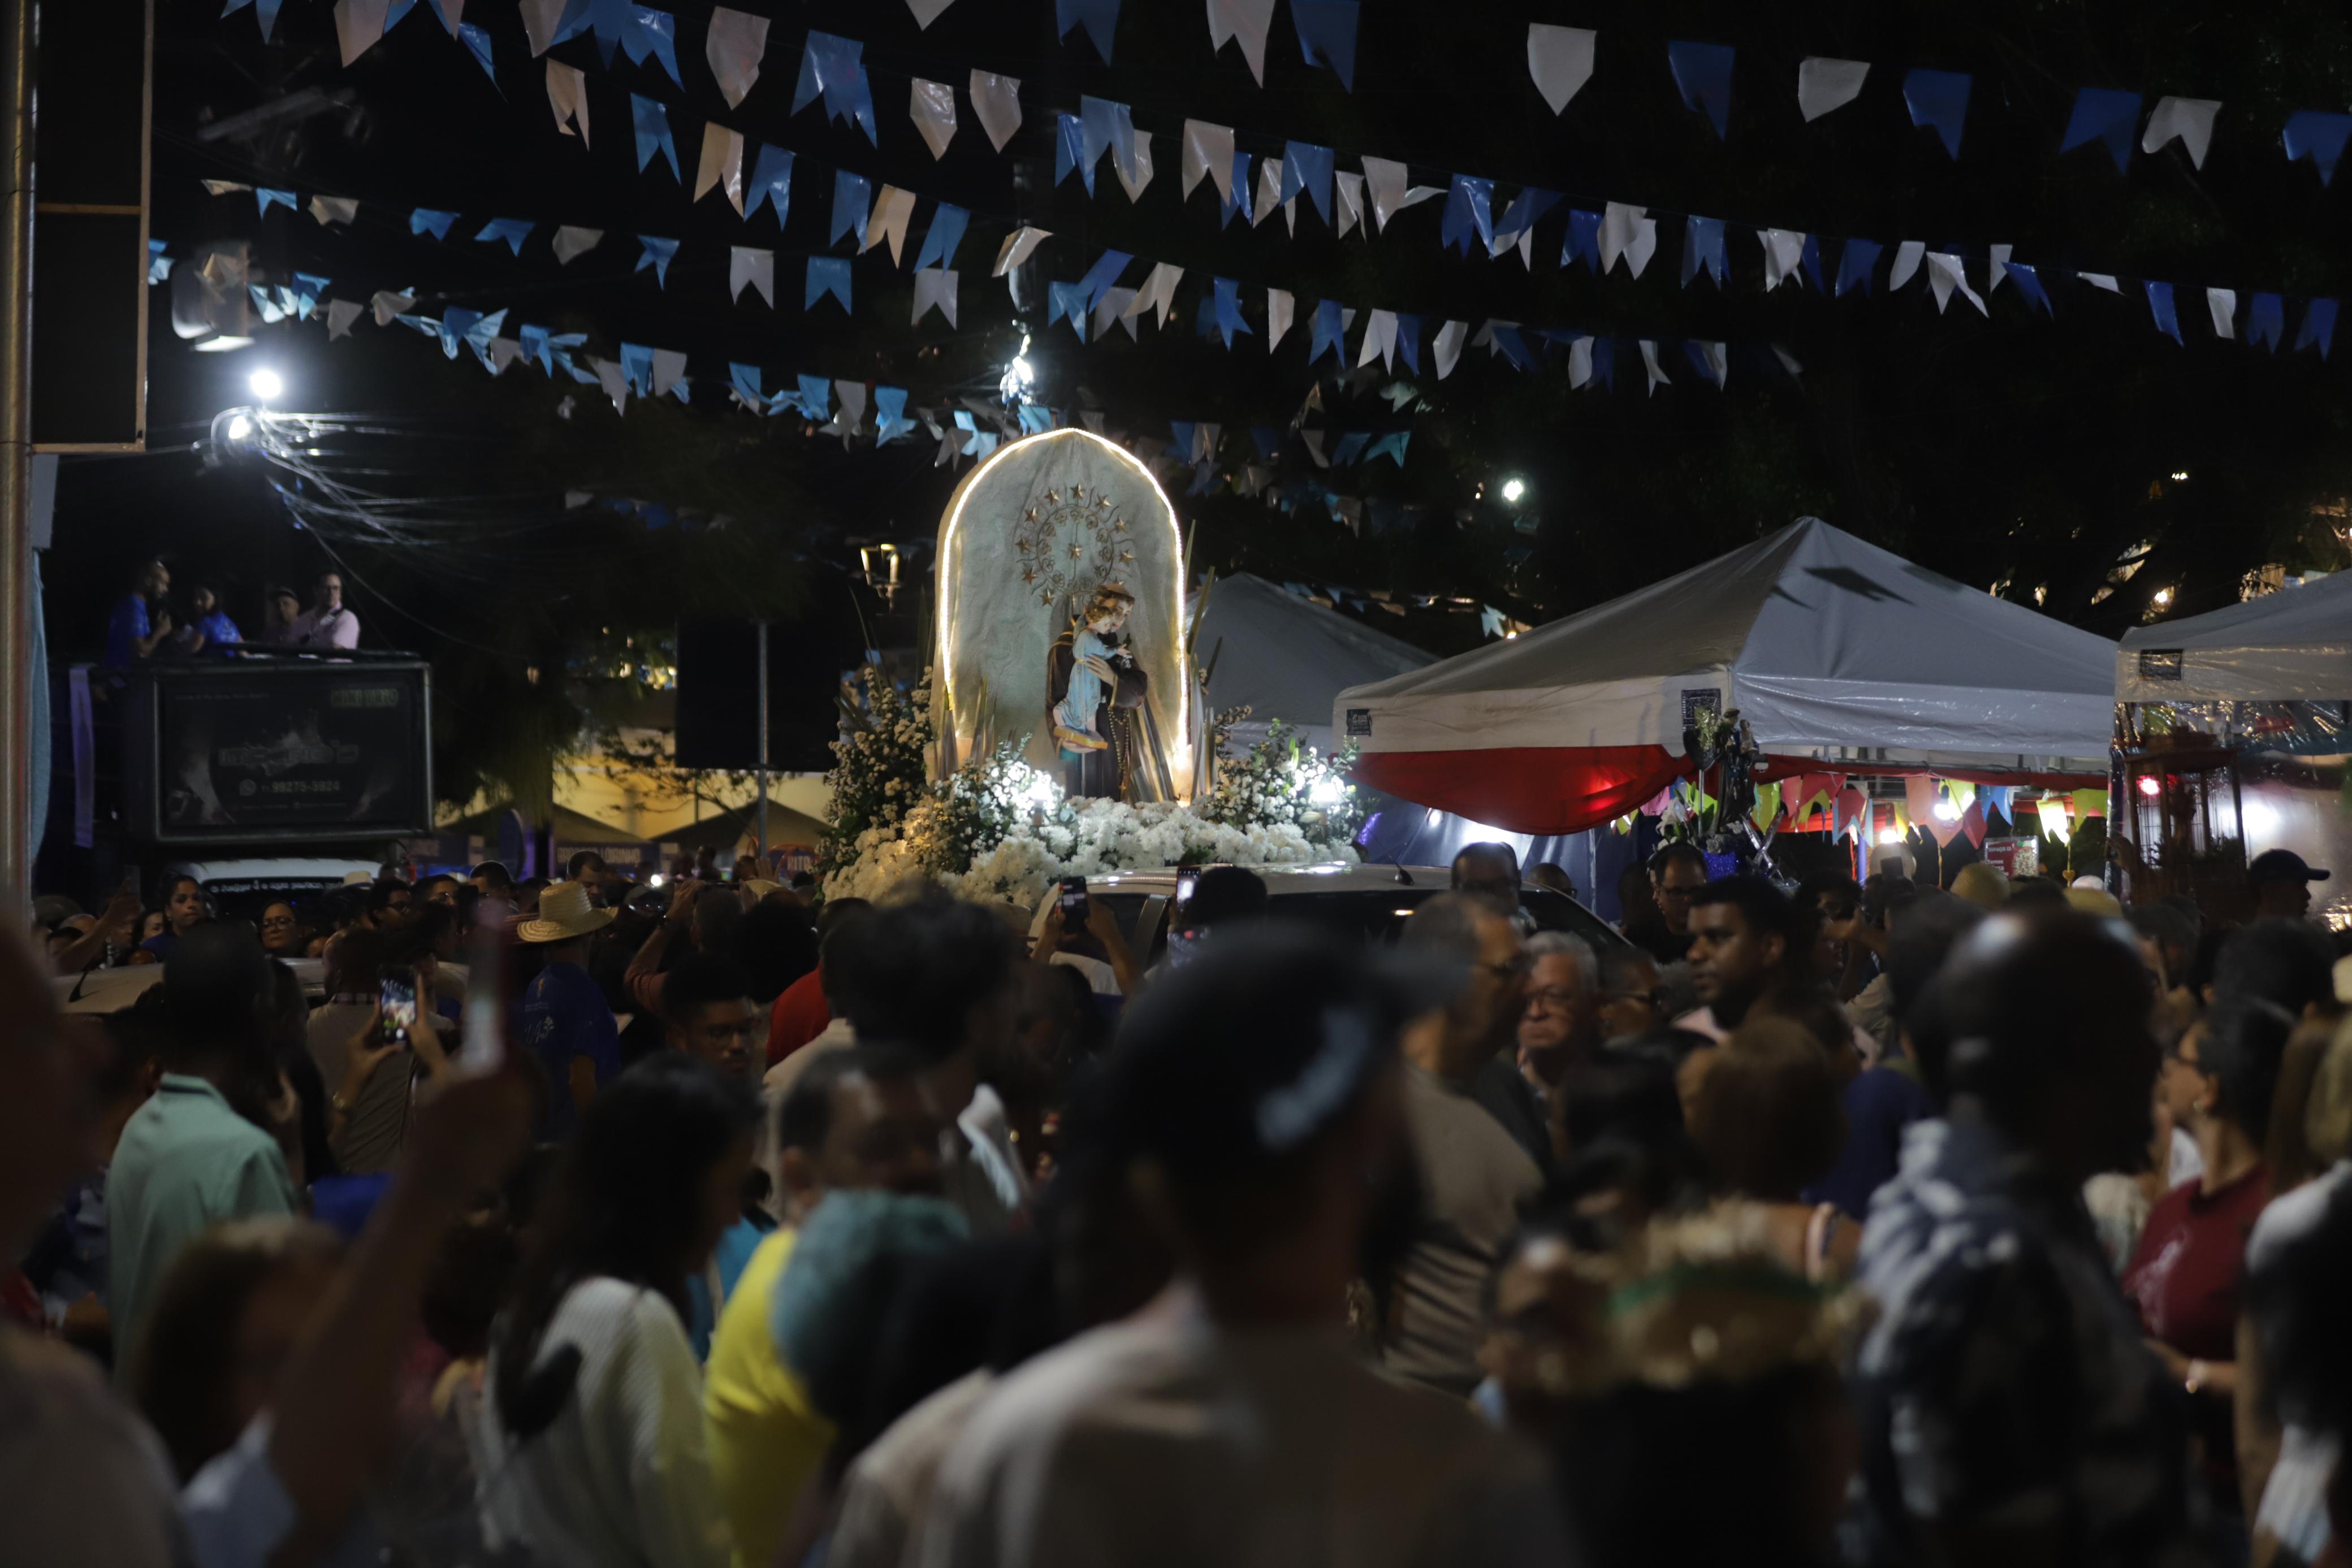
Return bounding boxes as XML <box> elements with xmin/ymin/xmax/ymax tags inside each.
<box><xmin>2117</xmin><ymin>570</ymin><xmax>2352</xmax><ymax>701</ymax></box>
<box><xmin>1195</xmin><ymin>574</ymin><xmax>1431</xmax><ymax>755</ymax></box>
<box><xmin>1337</xmin><ymin>517</ymin><xmax>2117</xmax><ymax>834</ymax></box>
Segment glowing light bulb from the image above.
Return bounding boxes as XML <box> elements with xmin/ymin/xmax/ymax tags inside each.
<box><xmin>1501</xmin><ymin>477</ymin><xmax>1527</xmax><ymax>504</ymax></box>
<box><xmin>248</xmin><ymin>367</ymin><xmax>284</xmax><ymax>402</ymax></box>
<box><xmin>225</xmin><ymin>414</ymin><xmax>253</xmax><ymax>441</ymax></box>
<box><xmin>2138</xmin><ymin>776</ymin><xmax>2163</xmax><ymax>798</ymax></box>
<box><xmin>1877</xmin><ymin>827</ymin><xmax>1904</xmax><ymax>846</ymax></box>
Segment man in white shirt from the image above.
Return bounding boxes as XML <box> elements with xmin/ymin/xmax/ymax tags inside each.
<box><xmin>285</xmin><ymin>572</ymin><xmax>360</xmax><ymax>650</ymax></box>
<box><xmin>918</xmin><ymin>928</ymin><xmax>1567</xmax><ymax>1568</ymax></box>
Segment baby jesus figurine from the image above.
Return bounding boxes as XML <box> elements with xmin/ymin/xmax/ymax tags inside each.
<box><xmin>1048</xmin><ymin>583</ymin><xmax>1148</xmax><ymax>798</ymax></box>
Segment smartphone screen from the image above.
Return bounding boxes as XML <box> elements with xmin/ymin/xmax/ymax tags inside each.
<box><xmin>1058</xmin><ymin>876</ymin><xmax>1091</xmax><ymax>926</ymax></box>
<box><xmin>1174</xmin><ymin>865</ymin><xmax>1200</xmax><ymax>911</ymax></box>
<box><xmin>379</xmin><ymin>965</ymin><xmax>419</xmax><ymax>1047</ymax></box>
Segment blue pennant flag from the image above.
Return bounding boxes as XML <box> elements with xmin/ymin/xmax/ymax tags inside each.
<box><xmin>457</xmin><ymin>22</ymin><xmax>495</xmax><ymax>81</ymax></box>
<box><xmin>912</xmin><ymin>203</ymin><xmax>968</xmax><ymax>271</ymax></box>
<box><xmin>2297</xmin><ymin>297</ymin><xmax>2338</xmax><ymax>358</ymax></box>
<box><xmin>1330</xmin><ymin>431</ymin><xmax>1370</xmax><ymax>465</ymax></box>
<box><xmin>1055</xmin><ymin>0</ymin><xmax>1119</xmax><ymax>60</ymax></box>
<box><xmin>1800</xmin><ymin>234</ymin><xmax>1825</xmax><ymax>292</ymax></box>
<box><xmin>1221</xmin><ymin>151</ymin><xmax>1252</xmax><ymax>227</ymax></box>
<box><xmin>793</xmin><ymin>31</ymin><xmax>878</xmax><ymax>144</ymax></box>
<box><xmin>830</xmin><ymin>170</ymin><xmax>871</xmax><ymax>246</ymax></box>
<box><xmin>147</xmin><ymin>239</ymin><xmax>171</xmax><ymax>284</ymax></box>
<box><xmin>875</xmin><ymin>386</ymin><xmax>915</xmax><ymax>443</ymax></box>
<box><xmin>634</xmin><ymin>235</ymin><xmax>679</xmax><ymax>285</ymax></box>
<box><xmin>572</xmin><ymin>0</ymin><xmax>632</xmax><ymax>66</ymax></box>
<box><xmin>2246</xmin><ymin>292</ymin><xmax>2285</xmax><ymax>351</ymax></box>
<box><xmin>1904</xmin><ymin>70</ymin><xmax>1971</xmax><ymax>158</ymax></box>
<box><xmin>618</xmin><ymin>344</ymin><xmax>654</xmax><ymax>397</ymax></box>
<box><xmin>1563</xmin><ymin>209</ymin><xmax>1602</xmax><ymax>269</ymax></box>
<box><xmin>474</xmin><ymin>218</ymin><xmax>534</xmax><ymax>255</ymax></box>
<box><xmin>1212</xmin><ymin>278</ymin><xmax>1251</xmax><ymax>344</ymax></box>
<box><xmin>548</xmin><ymin>331</ymin><xmax>593</xmax><ymax>383</ymax></box>
<box><xmin>223</xmin><ymin>0</ymin><xmax>288</xmax><ymax>42</ymax></box>
<box><xmin>1681</xmin><ymin>215</ymin><xmax>1726</xmax><ymax>287</ymax></box>
<box><xmin>1054</xmin><ymin>114</ymin><xmax>1091</xmax><ymax>193</ymax></box>
<box><xmin>1195</xmin><ymin>295</ymin><xmax>1218</xmax><ymax>337</ymax></box>
<box><xmin>1251</xmin><ymin>427</ymin><xmax>1282</xmax><ymax>459</ymax></box>
<box><xmin>2284</xmin><ymin>111</ymin><xmax>2352</xmax><ymax>185</ymax></box>
<box><xmin>1018</xmin><ymin>405</ymin><xmax>1055</xmax><ymax>435</ymax></box>
<box><xmin>621</xmin><ymin>7</ymin><xmax>680</xmax><ymax>86</ymax></box>
<box><xmin>1834</xmin><ymin>237</ymin><xmax>1882</xmax><ymax>296</ymax></box>
<box><xmin>2146</xmin><ymin>280</ymin><xmax>2182</xmax><ymax>345</ymax></box>
<box><xmin>746</xmin><ymin>144</ymin><xmax>793</xmax><ymax>223</ymax></box>
<box><xmin>1667</xmin><ymin>41</ymin><xmax>1735</xmax><ymax>140</ymax></box>
<box><xmin>1493</xmin><ymin>187</ymin><xmax>1559</xmax><ymax>251</ymax></box>
<box><xmin>631</xmin><ymin>94</ymin><xmax>679</xmax><ymax>178</ymax></box>
<box><xmin>1169</xmin><ymin>420</ymin><xmax>1196</xmax><ymax>459</ymax></box>
<box><xmin>1281</xmin><ymin>142</ymin><xmax>1338</xmax><ymax>223</ymax></box>
<box><xmin>2006</xmin><ymin>261</ymin><xmax>2055</xmax><ymax>316</ymax></box>
<box><xmin>2060</xmin><ymin>88</ymin><xmax>2142</xmax><ymax>173</ymax></box>
<box><xmin>729</xmin><ymin>363</ymin><xmax>764</xmax><ymax>408</ymax></box>
<box><xmin>1187</xmin><ymin>463</ymin><xmax>1220</xmax><ymax>497</ymax></box>
<box><xmin>1394</xmin><ymin>314</ymin><xmax>1421</xmax><ymax>372</ymax></box>
<box><xmin>520</xmin><ymin>323</ymin><xmax>552</xmax><ymax>374</ymax></box>
<box><xmin>793</xmin><ymin>374</ymin><xmax>831</xmax><ymax>420</ymax></box>
<box><xmin>286</xmin><ymin>272</ymin><xmax>330</xmax><ymax>319</ymax></box>
<box><xmin>1080</xmin><ymin>97</ymin><xmax>1135</xmax><ymax>189</ymax></box>
<box><xmin>1590</xmin><ymin>337</ymin><xmax>1615</xmax><ymax>391</ymax></box>
<box><xmin>462</xmin><ymin>308</ymin><xmax>507</xmax><ymax>370</ymax></box>
<box><xmin>1309</xmin><ymin>299</ymin><xmax>1347</xmax><ymax>363</ymax></box>
<box><xmin>1075</xmin><ymin>248</ymin><xmax>1132</xmax><ymax>309</ymax></box>
<box><xmin>1440</xmin><ymin>174</ymin><xmax>1493</xmax><ymax>254</ymax></box>
<box><xmin>410</xmin><ymin>207</ymin><xmax>459</xmax><ymax>239</ymax></box>
<box><xmin>1364</xmin><ymin>431</ymin><xmax>1410</xmax><ymax>466</ymax></box>
<box><xmin>256</xmin><ymin>187</ymin><xmax>297</xmax><ymax>216</ymax></box>
<box><xmin>1291</xmin><ymin>0</ymin><xmax>1358</xmax><ymax>90</ymax></box>
<box><xmin>439</xmin><ymin>308</ymin><xmax>481</xmax><ymax>361</ymax></box>
<box><xmin>1490</xmin><ymin>325</ymin><xmax>1535</xmax><ymax>371</ymax></box>
<box><xmin>1048</xmin><ymin>281</ymin><xmax>1091</xmax><ymax>338</ymax></box>
<box><xmin>386</xmin><ymin>0</ymin><xmax>417</xmax><ymax>28</ymax></box>
<box><xmin>806</xmin><ymin>256</ymin><xmax>852</xmax><ymax>312</ymax></box>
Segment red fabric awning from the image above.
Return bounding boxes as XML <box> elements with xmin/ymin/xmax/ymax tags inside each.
<box><xmin>1350</xmin><ymin>745</ymin><xmax>1694</xmax><ymax>836</ymax></box>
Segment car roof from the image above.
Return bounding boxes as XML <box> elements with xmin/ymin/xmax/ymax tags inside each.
<box><xmin>1088</xmin><ymin>863</ymin><xmax>1438</xmax><ymax>893</ymax></box>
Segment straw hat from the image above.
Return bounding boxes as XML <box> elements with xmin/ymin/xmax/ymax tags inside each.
<box><xmin>516</xmin><ymin>880</ymin><xmax>617</xmax><ymax>944</ymax></box>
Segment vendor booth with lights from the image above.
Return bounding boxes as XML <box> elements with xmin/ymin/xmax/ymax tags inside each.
<box><xmin>2115</xmin><ymin>569</ymin><xmax>2352</xmax><ymax>928</ymax></box>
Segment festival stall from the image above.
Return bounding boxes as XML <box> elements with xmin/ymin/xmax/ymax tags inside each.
<box><xmin>1194</xmin><ymin>573</ymin><xmax>1434</xmax><ymax>757</ymax></box>
<box><xmin>1335</xmin><ymin>517</ymin><xmax>2118</xmax><ymax>843</ymax></box>
<box><xmin>2116</xmin><ymin>570</ymin><xmax>2352</xmax><ymax>925</ymax></box>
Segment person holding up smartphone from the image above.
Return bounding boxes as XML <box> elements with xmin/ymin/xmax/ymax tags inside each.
<box><xmin>1040</xmin><ymin>881</ymin><xmax>1144</xmax><ymax>1001</ymax></box>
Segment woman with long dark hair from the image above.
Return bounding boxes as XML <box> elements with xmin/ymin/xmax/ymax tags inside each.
<box><xmin>474</xmin><ymin>1052</ymin><xmax>760</xmax><ymax>1568</ymax></box>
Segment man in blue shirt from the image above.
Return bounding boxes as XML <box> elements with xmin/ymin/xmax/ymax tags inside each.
<box><xmin>176</xmin><ymin>584</ymin><xmax>243</xmax><ymax>659</ymax></box>
<box><xmin>103</xmin><ymin>559</ymin><xmax>173</xmax><ymax>667</ymax></box>
<box><xmin>514</xmin><ymin>880</ymin><xmax>620</xmax><ymax>1140</ymax></box>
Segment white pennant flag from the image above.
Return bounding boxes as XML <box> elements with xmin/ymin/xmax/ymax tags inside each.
<box><xmin>334</xmin><ymin>0</ymin><xmax>390</xmax><ymax>66</ymax></box>
<box><xmin>518</xmin><ymin>0</ymin><xmax>567</xmax><ymax>55</ymax></box>
<box><xmin>592</xmin><ymin>358</ymin><xmax>630</xmax><ymax>414</ymax></box>
<box><xmin>488</xmin><ymin>338</ymin><xmax>524</xmax><ymax>375</ymax></box>
<box><xmin>1526</xmin><ymin>24</ymin><xmax>1596</xmax><ymax>114</ymax></box>
<box><xmin>1988</xmin><ymin>243</ymin><xmax>2012</xmax><ymax>293</ymax></box>
<box><xmin>1693</xmin><ymin>340</ymin><xmax>1729</xmax><ymax>387</ymax></box>
<box><xmin>370</xmin><ymin>290</ymin><xmax>414</xmax><ymax>327</ymax></box>
<box><xmin>1095</xmin><ymin>287</ymin><xmax>1140</xmax><ymax>341</ymax></box>
<box><xmin>309</xmin><ymin>195</ymin><xmax>358</xmax><ymax>226</ymax></box>
<box><xmin>651</xmin><ymin>349</ymin><xmax>688</xmax><ymax>400</ymax></box>
<box><xmin>552</xmin><ymin>226</ymin><xmax>602</xmax><ymax>264</ymax></box>
<box><xmin>1266</xmin><ymin>288</ymin><xmax>1295</xmax><ymax>349</ymax></box>
<box><xmin>1361</xmin><ymin>157</ymin><xmax>1445</xmax><ymax>231</ymax></box>
<box><xmin>704</xmin><ymin>8</ymin><xmax>768</xmax><ymax>110</ymax></box>
<box><xmin>2143</xmin><ymin>97</ymin><xmax>2220</xmax><ymax>168</ymax></box>
<box><xmin>2078</xmin><ymin>272</ymin><xmax>2121</xmax><ymax>293</ymax></box>
<box><xmin>970</xmin><ymin>71</ymin><xmax>1022</xmax><ymax>152</ymax></box>
<box><xmin>1924</xmin><ymin>251</ymin><xmax>1987</xmax><ymax>315</ymax></box>
<box><xmin>546</xmin><ymin>62</ymin><xmax>590</xmax><ymax>144</ymax></box>
<box><xmin>1114</xmin><ymin>133</ymin><xmax>1155</xmax><ymax>201</ymax></box>
<box><xmin>906</xmin><ymin>0</ymin><xmax>957</xmax><ymax>25</ymax></box>
<box><xmin>694</xmin><ymin>124</ymin><xmax>746</xmax><ymax>213</ymax></box>
<box><xmin>1601</xmin><ymin>202</ymin><xmax>1658</xmax><ymax>278</ymax></box>
<box><xmin>1301</xmin><ymin>430</ymin><xmax>1329</xmax><ymax>468</ymax></box>
<box><xmin>1205</xmin><ymin>0</ymin><xmax>1277</xmax><ymax>84</ymax></box>
<box><xmin>1639</xmin><ymin>340</ymin><xmax>1672</xmax><ymax>395</ymax></box>
<box><xmin>1182</xmin><ymin>121</ymin><xmax>1235</xmax><ymax>202</ymax></box>
<box><xmin>326</xmin><ymin>299</ymin><xmax>364</xmax><ymax>340</ymax></box>
<box><xmin>729</xmin><ymin>246</ymin><xmax>774</xmax><ymax>306</ymax></box>
<box><xmin>1757</xmin><ymin>228</ymin><xmax>1807</xmax><ymax>291</ymax></box>
<box><xmin>862</xmin><ymin>186</ymin><xmax>916</xmax><ymax>263</ymax></box>
<box><xmin>912</xmin><ymin>268</ymin><xmax>959</xmax><ymax>328</ymax></box>
<box><xmin>1433</xmin><ymin>319</ymin><xmax>1467</xmax><ymax>380</ymax></box>
<box><xmin>1252</xmin><ymin>159</ymin><xmax>1283</xmax><ymax>229</ymax></box>
<box><xmin>827</xmin><ymin>382</ymin><xmax>867</xmax><ymax>443</ymax></box>
<box><xmin>1125</xmin><ymin>262</ymin><xmax>1182</xmax><ymax>326</ymax></box>
<box><xmin>910</xmin><ymin>78</ymin><xmax>957</xmax><ymax>159</ymax></box>
<box><xmin>1796</xmin><ymin>58</ymin><xmax>1869</xmax><ymax>122</ymax></box>
<box><xmin>1567</xmin><ymin>336</ymin><xmax>1594</xmax><ymax>388</ymax></box>
<box><xmin>993</xmin><ymin>226</ymin><xmax>1049</xmax><ymax>276</ymax></box>
<box><xmin>2207</xmin><ymin>287</ymin><xmax>2237</xmax><ymax>339</ymax></box>
<box><xmin>1358</xmin><ymin>309</ymin><xmax>1399</xmax><ymax>370</ymax></box>
<box><xmin>1887</xmin><ymin>240</ymin><xmax>1926</xmax><ymax>290</ymax></box>
<box><xmin>1334</xmin><ymin>171</ymin><xmax>1364</xmax><ymax>238</ymax></box>
<box><xmin>934</xmin><ymin>423</ymin><xmax>971</xmax><ymax>467</ymax></box>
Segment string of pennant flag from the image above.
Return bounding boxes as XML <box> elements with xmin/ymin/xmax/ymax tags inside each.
<box><xmin>223</xmin><ymin>3</ymin><xmax>2351</xmax><ymax>372</ymax></box>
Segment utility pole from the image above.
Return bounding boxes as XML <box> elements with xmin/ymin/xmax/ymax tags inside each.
<box><xmin>0</xmin><ymin>0</ymin><xmax>36</xmax><ymax>906</ymax></box>
<box><xmin>754</xmin><ymin>617</ymin><xmax>769</xmax><ymax>870</ymax></box>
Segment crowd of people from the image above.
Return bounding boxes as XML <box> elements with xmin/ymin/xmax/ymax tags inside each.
<box><xmin>5</xmin><ymin>829</ymin><xmax>2351</xmax><ymax>1567</ymax></box>
<box><xmin>103</xmin><ymin>561</ymin><xmax>362</xmax><ymax>666</ymax></box>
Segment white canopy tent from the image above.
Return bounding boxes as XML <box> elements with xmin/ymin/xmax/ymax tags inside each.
<box><xmin>1337</xmin><ymin>517</ymin><xmax>2119</xmax><ymax>834</ymax></box>
<box><xmin>2117</xmin><ymin>570</ymin><xmax>2352</xmax><ymax>701</ymax></box>
<box><xmin>1195</xmin><ymin>573</ymin><xmax>1433</xmax><ymax>756</ymax></box>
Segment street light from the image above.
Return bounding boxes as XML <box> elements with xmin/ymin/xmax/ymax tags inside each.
<box><xmin>248</xmin><ymin>366</ymin><xmax>284</xmax><ymax>402</ymax></box>
<box><xmin>1501</xmin><ymin>477</ymin><xmax>1527</xmax><ymax>504</ymax></box>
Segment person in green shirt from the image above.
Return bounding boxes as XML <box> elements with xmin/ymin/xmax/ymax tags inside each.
<box><xmin>109</xmin><ymin>925</ymin><xmax>301</xmax><ymax>1378</ymax></box>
